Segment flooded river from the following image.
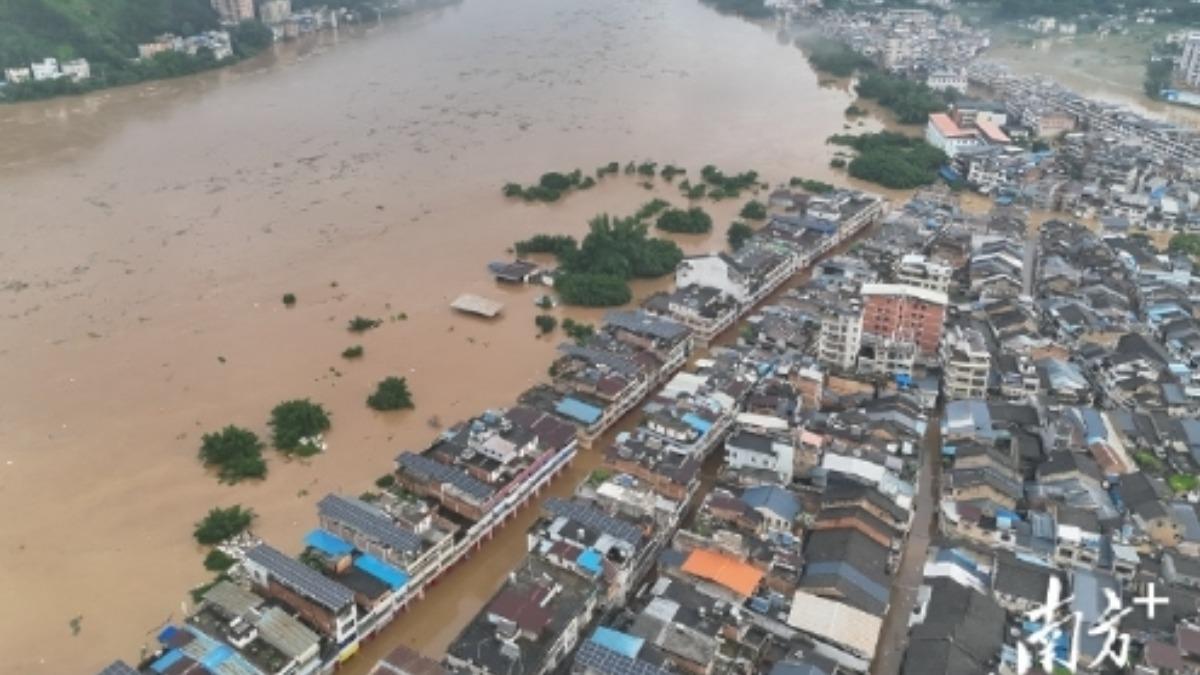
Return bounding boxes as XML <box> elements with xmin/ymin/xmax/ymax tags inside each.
<box><xmin>0</xmin><ymin>0</ymin><xmax>886</xmax><ymax>670</ymax></box>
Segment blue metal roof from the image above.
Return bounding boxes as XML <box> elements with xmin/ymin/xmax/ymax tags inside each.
<box><xmin>681</xmin><ymin>413</ymin><xmax>712</xmax><ymax>435</ymax></box>
<box><xmin>577</xmin><ymin>548</ymin><xmax>604</xmax><ymax>576</ymax></box>
<box><xmin>804</xmin><ymin>561</ymin><xmax>890</xmax><ymax>604</ymax></box>
<box><xmin>591</xmin><ymin>627</ymin><xmax>645</xmax><ymax>658</ymax></box>
<box><xmin>556</xmin><ymin>397</ymin><xmax>604</xmax><ymax>425</ymax></box>
<box><xmin>304</xmin><ymin>528</ymin><xmax>354</xmax><ymax>557</ymax></box>
<box><xmin>354</xmin><ymin>553</ymin><xmax>409</xmax><ymax>590</ymax></box>
<box><xmin>741</xmin><ymin>485</ymin><xmax>800</xmax><ymax>522</ymax></box>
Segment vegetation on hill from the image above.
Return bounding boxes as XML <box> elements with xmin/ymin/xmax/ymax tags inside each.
<box><xmin>0</xmin><ymin>1</ymin><xmax>276</xmax><ymax>102</ymax></box>
<box><xmin>828</xmin><ymin>132</ymin><xmax>947</xmax><ymax>189</ymax></box>
<box><xmin>198</xmin><ymin>425</ymin><xmax>267</xmax><ymax>483</ymax></box>
<box><xmin>268</xmin><ymin>399</ymin><xmax>331</xmax><ymax>456</ymax></box>
<box><xmin>0</xmin><ymin>0</ymin><xmax>218</xmax><ymax>69</ymax></box>
<box><xmin>193</xmin><ymin>505</ymin><xmax>256</xmax><ymax>545</ymax></box>
<box><xmin>367</xmin><ymin>376</ymin><xmax>415</xmax><ymax>411</ymax></box>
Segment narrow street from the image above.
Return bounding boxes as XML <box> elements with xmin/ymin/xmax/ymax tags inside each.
<box><xmin>870</xmin><ymin>409</ymin><xmax>942</xmax><ymax>675</ymax></box>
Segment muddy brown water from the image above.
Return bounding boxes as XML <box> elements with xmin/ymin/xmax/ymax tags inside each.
<box><xmin>0</xmin><ymin>0</ymin><xmax>904</xmax><ymax>670</ymax></box>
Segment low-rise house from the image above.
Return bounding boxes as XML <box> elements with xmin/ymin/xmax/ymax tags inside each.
<box><xmin>242</xmin><ymin>544</ymin><xmax>358</xmax><ymax>644</ymax></box>
<box><xmin>445</xmin><ymin>556</ymin><xmax>600</xmax><ymax>675</ymax></box>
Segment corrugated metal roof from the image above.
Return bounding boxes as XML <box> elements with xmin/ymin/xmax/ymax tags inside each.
<box><xmin>202</xmin><ymin>580</ymin><xmax>263</xmax><ymax>618</ymax></box>
<box><xmin>680</xmin><ymin>548</ymin><xmax>763</xmax><ymax>597</ymax></box>
<box><xmin>786</xmin><ymin>591</ymin><xmax>882</xmax><ymax>656</ymax></box>
<box><xmin>256</xmin><ymin>606</ymin><xmax>319</xmax><ymax>660</ymax></box>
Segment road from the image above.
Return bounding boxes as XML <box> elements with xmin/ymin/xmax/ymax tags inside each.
<box><xmin>870</xmin><ymin>410</ymin><xmax>942</xmax><ymax>675</ymax></box>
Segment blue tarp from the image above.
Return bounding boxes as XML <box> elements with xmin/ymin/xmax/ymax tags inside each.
<box><xmin>681</xmin><ymin>412</ymin><xmax>712</xmax><ymax>435</ymax></box>
<box><xmin>151</xmin><ymin>650</ymin><xmax>184</xmax><ymax>673</ymax></box>
<box><xmin>591</xmin><ymin>627</ymin><xmax>644</xmax><ymax>658</ymax></box>
<box><xmin>305</xmin><ymin>528</ymin><xmax>354</xmax><ymax>557</ymax></box>
<box><xmin>157</xmin><ymin>625</ymin><xmax>180</xmax><ymax>644</ymax></box>
<box><xmin>555</xmin><ymin>397</ymin><xmax>603</xmax><ymax>425</ymax></box>
<box><xmin>939</xmin><ymin>166</ymin><xmax>961</xmax><ymax>182</ymax></box>
<box><xmin>942</xmin><ymin>444</ymin><xmax>957</xmax><ymax>457</ymax></box>
<box><xmin>576</xmin><ymin>548</ymin><xmax>603</xmax><ymax>576</ymax></box>
<box><xmin>354</xmin><ymin>553</ymin><xmax>409</xmax><ymax>590</ymax></box>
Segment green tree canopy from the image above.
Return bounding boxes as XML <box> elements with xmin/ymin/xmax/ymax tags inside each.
<box><xmin>194</xmin><ymin>505</ymin><xmax>256</xmax><ymax>545</ymax></box>
<box><xmin>656</xmin><ymin>207</ymin><xmax>713</xmax><ymax>234</ymax></box>
<box><xmin>727</xmin><ymin>221</ymin><xmax>754</xmax><ymax>250</ymax></box>
<box><xmin>269</xmin><ymin>399</ymin><xmax>331</xmax><ymax>455</ymax></box>
<box><xmin>367</xmin><ymin>377</ymin><xmax>415</xmax><ymax>411</ymax></box>
<box><xmin>198</xmin><ymin>425</ymin><xmax>266</xmax><ymax>483</ymax></box>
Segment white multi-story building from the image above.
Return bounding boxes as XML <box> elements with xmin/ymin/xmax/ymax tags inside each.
<box><xmin>817</xmin><ymin>302</ymin><xmax>863</xmax><ymax>372</ymax></box>
<box><xmin>941</xmin><ymin>324</ymin><xmax>991</xmax><ymax>400</ymax></box>
<box><xmin>1182</xmin><ymin>32</ymin><xmax>1200</xmax><ymax>88</ymax></box>
<box><xmin>926</xmin><ymin>112</ymin><xmax>982</xmax><ymax>158</ymax></box>
<box><xmin>895</xmin><ymin>253</ymin><xmax>952</xmax><ymax>294</ymax></box>
<box><xmin>926</xmin><ymin>68</ymin><xmax>968</xmax><ymax>94</ymax></box>
<box><xmin>60</xmin><ymin>58</ymin><xmax>90</xmax><ymax>82</ymax></box>
<box><xmin>4</xmin><ymin>67</ymin><xmax>31</xmax><ymax>84</ymax></box>
<box><xmin>30</xmin><ymin>58</ymin><xmax>60</xmax><ymax>81</ymax></box>
<box><xmin>724</xmin><ymin>429</ymin><xmax>794</xmax><ymax>484</ymax></box>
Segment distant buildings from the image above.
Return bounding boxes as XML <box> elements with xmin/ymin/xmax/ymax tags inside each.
<box><xmin>3</xmin><ymin>57</ymin><xmax>90</xmax><ymax>84</ymax></box>
<box><xmin>925</xmin><ymin>112</ymin><xmax>1011</xmax><ymax>158</ymax></box>
<box><xmin>211</xmin><ymin>0</ymin><xmax>256</xmax><ymax>24</ymax></box>
<box><xmin>1181</xmin><ymin>31</ymin><xmax>1200</xmax><ymax>88</ymax></box>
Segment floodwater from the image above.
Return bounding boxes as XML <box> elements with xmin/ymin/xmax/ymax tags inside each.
<box><xmin>988</xmin><ymin>32</ymin><xmax>1200</xmax><ymax>128</ymax></box>
<box><xmin>0</xmin><ymin>0</ymin><xmax>886</xmax><ymax>671</ymax></box>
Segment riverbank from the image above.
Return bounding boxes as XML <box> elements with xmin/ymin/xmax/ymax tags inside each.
<box><xmin>986</xmin><ymin>26</ymin><xmax>1200</xmax><ymax>128</ymax></box>
<box><xmin>0</xmin><ymin>0</ymin><xmax>899</xmax><ymax>669</ymax></box>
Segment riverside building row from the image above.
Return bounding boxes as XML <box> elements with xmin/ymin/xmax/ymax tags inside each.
<box><xmin>94</xmin><ymin>187</ymin><xmax>886</xmax><ymax>675</ymax></box>
<box><xmin>378</xmin><ymin>190</ymin><xmax>948</xmax><ymax>675</ymax></box>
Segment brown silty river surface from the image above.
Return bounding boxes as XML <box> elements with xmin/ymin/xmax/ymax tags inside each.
<box><xmin>0</xmin><ymin>0</ymin><xmax>902</xmax><ymax>670</ymax></box>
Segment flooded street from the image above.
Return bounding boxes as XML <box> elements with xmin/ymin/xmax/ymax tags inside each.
<box><xmin>0</xmin><ymin>0</ymin><xmax>883</xmax><ymax>670</ymax></box>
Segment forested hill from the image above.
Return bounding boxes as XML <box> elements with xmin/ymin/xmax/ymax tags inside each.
<box><xmin>0</xmin><ymin>0</ymin><xmax>219</xmax><ymax>68</ymax></box>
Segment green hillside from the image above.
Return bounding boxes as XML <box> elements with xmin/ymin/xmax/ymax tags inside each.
<box><xmin>0</xmin><ymin>0</ymin><xmax>219</xmax><ymax>69</ymax></box>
